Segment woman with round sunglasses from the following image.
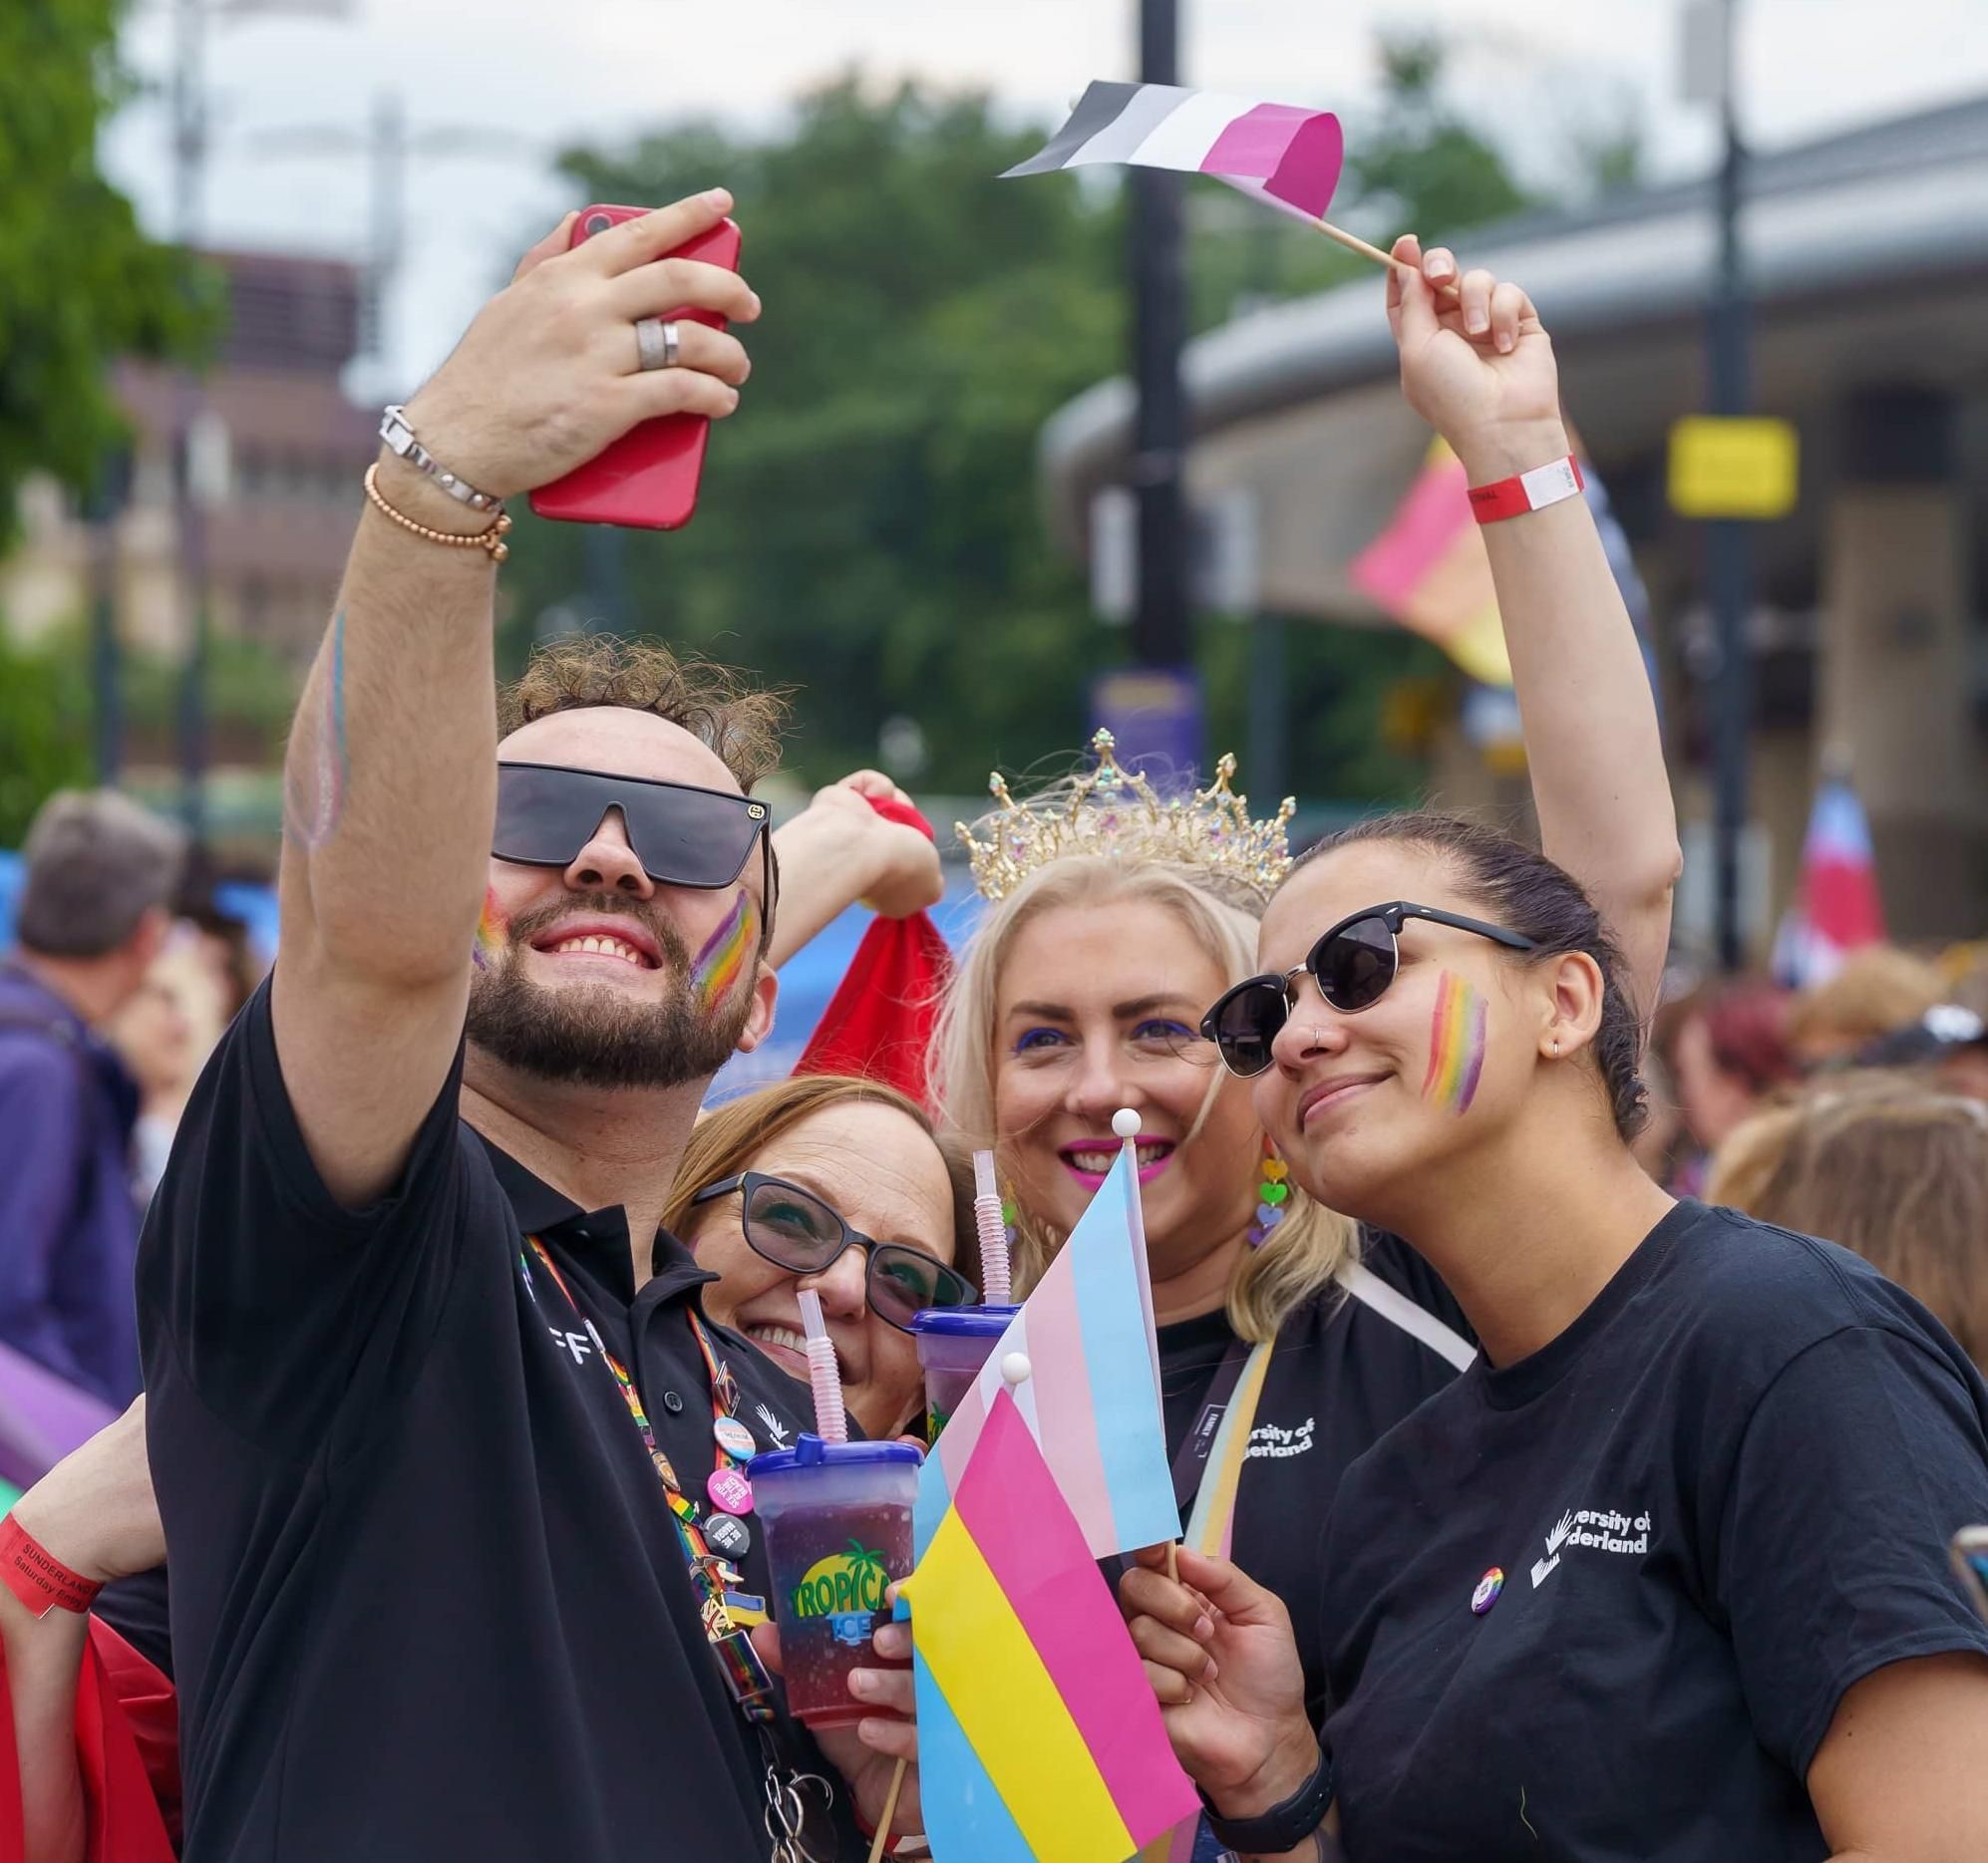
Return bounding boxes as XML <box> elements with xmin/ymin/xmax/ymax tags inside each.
<box><xmin>1115</xmin><ymin>252</ymin><xmax>1988</xmax><ymax>1863</ymax></box>
<box><xmin>934</xmin><ymin>234</ymin><xmax>1678</xmax><ymax>1797</ymax></box>
<box><xmin>666</xmin><ymin>1075</ymin><xmax>980</xmax><ymax>1440</ymax></box>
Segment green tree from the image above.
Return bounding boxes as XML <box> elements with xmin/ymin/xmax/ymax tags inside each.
<box><xmin>500</xmin><ymin>79</ymin><xmax>1128</xmax><ymax>788</ymax></box>
<box><xmin>0</xmin><ymin>632</ymin><xmax>92</xmax><ymax>845</ymax></box>
<box><xmin>0</xmin><ymin>0</ymin><xmax>214</xmax><ymax>551</ymax></box>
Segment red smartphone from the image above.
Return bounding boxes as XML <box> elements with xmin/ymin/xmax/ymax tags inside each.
<box><xmin>528</xmin><ymin>204</ymin><xmax>743</xmax><ymax>531</ymax></box>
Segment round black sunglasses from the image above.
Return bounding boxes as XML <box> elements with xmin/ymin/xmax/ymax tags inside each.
<box><xmin>1200</xmin><ymin>900</ymin><xmax>1537</xmax><ymax>1080</ymax></box>
<box><xmin>690</xmin><ymin>1171</ymin><xmax>977</xmax><ymax>1332</ymax></box>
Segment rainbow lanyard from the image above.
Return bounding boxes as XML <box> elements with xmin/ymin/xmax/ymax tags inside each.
<box><xmin>521</xmin><ymin>1234</ymin><xmax>776</xmax><ymax>1721</ymax></box>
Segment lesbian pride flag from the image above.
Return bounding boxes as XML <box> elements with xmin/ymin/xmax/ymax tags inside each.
<box><xmin>1004</xmin><ymin>81</ymin><xmax>1344</xmax><ymax>224</ymax></box>
<box><xmin>916</xmin><ymin>1143</ymin><xmax>1175</xmax><ymax>1563</ymax></box>
<box><xmin>902</xmin><ymin>1389</ymin><xmax>1199</xmax><ymax>1862</ymax></box>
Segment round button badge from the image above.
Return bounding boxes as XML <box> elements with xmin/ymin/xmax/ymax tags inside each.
<box><xmin>713</xmin><ymin>1416</ymin><xmax>758</xmax><ymax>1461</ymax></box>
<box><xmin>1471</xmin><ymin>1567</ymin><xmax>1504</xmax><ymax>1616</ymax></box>
<box><xmin>704</xmin><ymin>1512</ymin><xmax>752</xmax><ymax>1560</ymax></box>
<box><xmin>708</xmin><ymin>1467</ymin><xmax>756</xmax><ymax>1516</ymax></box>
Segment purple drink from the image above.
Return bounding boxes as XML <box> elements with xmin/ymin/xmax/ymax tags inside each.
<box><xmin>750</xmin><ymin>1434</ymin><xmax>921</xmax><ymax>1728</ymax></box>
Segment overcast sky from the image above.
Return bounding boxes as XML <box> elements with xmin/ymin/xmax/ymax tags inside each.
<box><xmin>104</xmin><ymin>0</ymin><xmax>1988</xmax><ymax>395</ymax></box>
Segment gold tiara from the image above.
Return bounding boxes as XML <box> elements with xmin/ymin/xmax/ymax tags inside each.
<box><xmin>957</xmin><ymin>729</ymin><xmax>1295</xmax><ymax>906</ymax></box>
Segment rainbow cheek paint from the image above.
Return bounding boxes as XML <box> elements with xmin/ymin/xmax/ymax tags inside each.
<box><xmin>474</xmin><ymin>888</ymin><xmax>509</xmax><ymax>970</ymax></box>
<box><xmin>1422</xmin><ymin>971</ymin><xmax>1488</xmax><ymax>1114</ymax></box>
<box><xmin>689</xmin><ymin>892</ymin><xmax>758</xmax><ymax>1014</ymax></box>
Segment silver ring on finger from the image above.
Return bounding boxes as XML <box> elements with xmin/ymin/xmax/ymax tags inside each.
<box><xmin>634</xmin><ymin>316</ymin><xmax>681</xmax><ymax>372</ymax></box>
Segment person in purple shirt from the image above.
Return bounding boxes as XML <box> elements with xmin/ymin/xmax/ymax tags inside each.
<box><xmin>0</xmin><ymin>789</ymin><xmax>185</xmax><ymax>1404</ymax></box>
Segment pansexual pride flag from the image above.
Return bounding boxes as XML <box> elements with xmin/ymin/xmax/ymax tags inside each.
<box><xmin>902</xmin><ymin>1390</ymin><xmax>1200</xmax><ymax>1863</ymax></box>
<box><xmin>916</xmin><ymin>1144</ymin><xmax>1176</xmax><ymax>1563</ymax></box>
<box><xmin>1004</xmin><ymin>81</ymin><xmax>1344</xmax><ymax>224</ymax></box>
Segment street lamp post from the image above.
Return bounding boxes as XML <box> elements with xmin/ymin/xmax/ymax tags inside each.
<box><xmin>1704</xmin><ymin>0</ymin><xmax>1752</xmax><ymax>972</ymax></box>
<box><xmin>1128</xmin><ymin>0</ymin><xmax>1190</xmax><ymax>675</ymax></box>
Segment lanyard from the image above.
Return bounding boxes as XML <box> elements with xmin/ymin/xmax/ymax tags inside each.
<box><xmin>1172</xmin><ymin>1336</ymin><xmax>1277</xmax><ymax>1560</ymax></box>
<box><xmin>1170</xmin><ymin>1336</ymin><xmax>1254</xmax><ymax>1514</ymax></box>
<box><xmin>520</xmin><ymin>1235</ymin><xmax>779</xmax><ymax>1723</ymax></box>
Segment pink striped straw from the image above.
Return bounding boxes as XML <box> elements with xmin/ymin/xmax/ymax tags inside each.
<box><xmin>972</xmin><ymin>1149</ymin><xmax>1011</xmax><ymax>1306</ymax></box>
<box><xmin>796</xmin><ymin>1289</ymin><xmax>847</xmax><ymax>1443</ymax></box>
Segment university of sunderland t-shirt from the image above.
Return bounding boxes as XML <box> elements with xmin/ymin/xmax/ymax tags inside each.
<box><xmin>1316</xmin><ymin>1200</ymin><xmax>1988</xmax><ymax>1863</ymax></box>
<box><xmin>1158</xmin><ymin>1229</ymin><xmax>1471</xmax><ymax>1723</ymax></box>
<box><xmin>135</xmin><ymin>978</ymin><xmax>864</xmax><ymax>1863</ymax></box>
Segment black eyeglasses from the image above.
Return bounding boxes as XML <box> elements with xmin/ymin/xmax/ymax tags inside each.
<box><xmin>1201</xmin><ymin>900</ymin><xmax>1537</xmax><ymax>1080</ymax></box>
<box><xmin>690</xmin><ymin>1171</ymin><xmax>977</xmax><ymax>1332</ymax></box>
<box><xmin>495</xmin><ymin>762</ymin><xmax>770</xmax><ymax>891</ymax></box>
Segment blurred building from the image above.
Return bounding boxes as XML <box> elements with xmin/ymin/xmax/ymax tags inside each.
<box><xmin>1</xmin><ymin>249</ymin><xmax>376</xmax><ymax>664</ymax></box>
<box><xmin>1040</xmin><ymin>96</ymin><xmax>1988</xmax><ymax>957</ymax></box>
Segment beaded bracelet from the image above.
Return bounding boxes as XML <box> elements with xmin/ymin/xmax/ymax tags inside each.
<box><xmin>363</xmin><ymin>464</ymin><xmax>511</xmax><ymax>562</ymax></box>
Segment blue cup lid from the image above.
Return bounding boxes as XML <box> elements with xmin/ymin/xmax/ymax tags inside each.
<box><xmin>910</xmin><ymin>1304</ymin><xmax>1020</xmax><ymax>1338</ymax></box>
<box><xmin>749</xmin><ymin>1431</ymin><xmax>924</xmax><ymax>1478</ymax></box>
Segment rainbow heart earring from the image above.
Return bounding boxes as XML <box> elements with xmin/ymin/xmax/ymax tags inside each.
<box><xmin>1247</xmin><ymin>1136</ymin><xmax>1291</xmax><ymax>1247</ymax></box>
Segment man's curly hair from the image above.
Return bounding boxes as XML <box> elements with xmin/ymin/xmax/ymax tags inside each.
<box><xmin>497</xmin><ymin>635</ymin><xmax>789</xmax><ymax>791</ymax></box>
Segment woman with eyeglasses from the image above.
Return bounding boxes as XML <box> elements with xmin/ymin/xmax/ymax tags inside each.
<box><xmin>932</xmin><ymin>235</ymin><xmax>1679</xmax><ymax>1834</ymax></box>
<box><xmin>1118</xmin><ymin>257</ymin><xmax>1988</xmax><ymax>1863</ymax></box>
<box><xmin>666</xmin><ymin>1075</ymin><xmax>980</xmax><ymax>1440</ymax></box>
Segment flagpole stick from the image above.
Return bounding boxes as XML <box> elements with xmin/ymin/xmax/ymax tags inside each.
<box><xmin>866</xmin><ymin>1760</ymin><xmax>907</xmax><ymax>1863</ymax></box>
<box><xmin>1113</xmin><ymin>1104</ymin><xmax>1185</xmax><ymax>1590</ymax></box>
<box><xmin>1314</xmin><ymin>219</ymin><xmax>1464</xmax><ymax>301</ymax></box>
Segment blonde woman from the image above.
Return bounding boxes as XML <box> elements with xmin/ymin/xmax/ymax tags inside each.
<box><xmin>933</xmin><ymin>237</ymin><xmax>1679</xmax><ymax>1738</ymax></box>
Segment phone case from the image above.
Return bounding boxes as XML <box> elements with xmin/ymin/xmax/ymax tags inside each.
<box><xmin>527</xmin><ymin>206</ymin><xmax>743</xmax><ymax>531</ymax></box>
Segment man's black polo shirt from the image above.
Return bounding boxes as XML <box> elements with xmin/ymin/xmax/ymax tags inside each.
<box><xmin>136</xmin><ymin>978</ymin><xmax>855</xmax><ymax>1862</ymax></box>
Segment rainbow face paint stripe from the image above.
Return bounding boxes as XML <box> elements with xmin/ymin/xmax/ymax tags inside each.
<box><xmin>1422</xmin><ymin>971</ymin><xmax>1488</xmax><ymax>1114</ymax></box>
<box><xmin>689</xmin><ymin>892</ymin><xmax>757</xmax><ymax>1013</ymax></box>
<box><xmin>474</xmin><ymin>889</ymin><xmax>508</xmax><ymax>970</ymax></box>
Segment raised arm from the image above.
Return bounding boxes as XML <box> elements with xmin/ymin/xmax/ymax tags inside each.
<box><xmin>764</xmin><ymin>772</ymin><xmax>944</xmax><ymax>969</ymax></box>
<box><xmin>1388</xmin><ymin>236</ymin><xmax>1679</xmax><ymax>1028</ymax></box>
<box><xmin>274</xmin><ymin>192</ymin><xmax>758</xmax><ymax>1206</ymax></box>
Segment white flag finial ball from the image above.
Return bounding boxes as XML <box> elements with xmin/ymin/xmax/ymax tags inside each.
<box><xmin>1112</xmin><ymin>1107</ymin><xmax>1143</xmax><ymax>1140</ymax></box>
<box><xmin>1000</xmin><ymin>1352</ymin><xmax>1033</xmax><ymax>1390</ymax></box>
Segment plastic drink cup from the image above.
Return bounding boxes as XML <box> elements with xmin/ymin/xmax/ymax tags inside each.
<box><xmin>912</xmin><ymin>1306</ymin><xmax>1019</xmax><ymax>1442</ymax></box>
<box><xmin>750</xmin><ymin>1434</ymin><xmax>922</xmax><ymax>1729</ymax></box>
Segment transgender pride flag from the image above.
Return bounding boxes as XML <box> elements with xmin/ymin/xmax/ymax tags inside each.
<box><xmin>915</xmin><ymin>1144</ymin><xmax>1176</xmax><ymax>1564</ymax></box>
<box><xmin>1773</xmin><ymin>778</ymin><xmax>1886</xmax><ymax>987</ymax></box>
<box><xmin>1004</xmin><ymin>81</ymin><xmax>1344</xmax><ymax>225</ymax></box>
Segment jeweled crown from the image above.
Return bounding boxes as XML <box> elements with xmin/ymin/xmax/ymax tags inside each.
<box><xmin>957</xmin><ymin>729</ymin><xmax>1296</xmax><ymax>906</ymax></box>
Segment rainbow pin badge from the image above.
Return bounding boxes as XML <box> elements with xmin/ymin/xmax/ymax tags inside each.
<box><xmin>1471</xmin><ymin>1566</ymin><xmax>1504</xmax><ymax>1616</ymax></box>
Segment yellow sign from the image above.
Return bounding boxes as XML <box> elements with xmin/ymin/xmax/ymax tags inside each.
<box><xmin>1667</xmin><ymin>417</ymin><xmax>1800</xmax><ymax>519</ymax></box>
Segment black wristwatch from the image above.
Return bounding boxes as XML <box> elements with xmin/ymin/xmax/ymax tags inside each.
<box><xmin>1201</xmin><ymin>1749</ymin><xmax>1333</xmax><ymax>1854</ymax></box>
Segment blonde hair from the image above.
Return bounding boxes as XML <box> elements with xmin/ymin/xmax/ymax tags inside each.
<box><xmin>932</xmin><ymin>852</ymin><xmax>1357</xmax><ymax>1342</ymax></box>
<box><xmin>1711</xmin><ymin>1074</ymin><xmax>1988</xmax><ymax>1365</ymax></box>
<box><xmin>1785</xmin><ymin>946</ymin><xmax>1945</xmax><ymax>1058</ymax></box>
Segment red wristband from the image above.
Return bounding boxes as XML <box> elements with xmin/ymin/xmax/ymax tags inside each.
<box><xmin>0</xmin><ymin>1513</ymin><xmax>104</xmax><ymax>1618</ymax></box>
<box><xmin>1468</xmin><ymin>454</ymin><xmax>1584</xmax><ymax>524</ymax></box>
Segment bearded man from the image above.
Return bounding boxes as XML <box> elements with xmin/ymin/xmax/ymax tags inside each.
<box><xmin>128</xmin><ymin>191</ymin><xmax>920</xmax><ymax>1863</ymax></box>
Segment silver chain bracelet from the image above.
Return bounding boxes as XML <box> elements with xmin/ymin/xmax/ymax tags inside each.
<box><xmin>377</xmin><ymin>406</ymin><xmax>502</xmax><ymax>512</ymax></box>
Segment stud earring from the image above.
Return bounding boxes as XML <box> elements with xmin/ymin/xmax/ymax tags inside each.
<box><xmin>1247</xmin><ymin>1135</ymin><xmax>1291</xmax><ymax>1247</ymax></box>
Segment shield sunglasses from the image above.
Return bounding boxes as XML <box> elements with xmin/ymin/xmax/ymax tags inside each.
<box><xmin>691</xmin><ymin>1171</ymin><xmax>979</xmax><ymax>1331</ymax></box>
<box><xmin>494</xmin><ymin>762</ymin><xmax>771</xmax><ymax>891</ymax></box>
<box><xmin>1200</xmin><ymin>900</ymin><xmax>1538</xmax><ymax>1080</ymax></box>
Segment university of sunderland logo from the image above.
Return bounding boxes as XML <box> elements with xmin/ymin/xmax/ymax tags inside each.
<box><xmin>1530</xmin><ymin>1505</ymin><xmax>1652</xmax><ymax>1588</ymax></box>
<box><xmin>1246</xmin><ymin>1415</ymin><xmax>1317</xmax><ymax>1460</ymax></box>
<box><xmin>755</xmin><ymin>1402</ymin><xmax>793</xmax><ymax>1448</ymax></box>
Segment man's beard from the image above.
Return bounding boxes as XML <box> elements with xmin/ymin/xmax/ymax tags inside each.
<box><xmin>468</xmin><ymin>894</ymin><xmax>756</xmax><ymax>1090</ymax></box>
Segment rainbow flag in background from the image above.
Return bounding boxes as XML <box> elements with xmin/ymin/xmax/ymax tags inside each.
<box><xmin>916</xmin><ymin>1145</ymin><xmax>1176</xmax><ymax>1563</ymax></box>
<box><xmin>901</xmin><ymin>1389</ymin><xmax>1201</xmax><ymax>1862</ymax></box>
<box><xmin>1004</xmin><ymin>81</ymin><xmax>1344</xmax><ymax>226</ymax></box>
